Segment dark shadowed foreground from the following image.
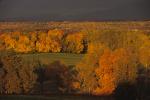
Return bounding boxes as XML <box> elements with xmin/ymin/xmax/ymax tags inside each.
<box><xmin>0</xmin><ymin>95</ymin><xmax>114</xmax><ymax>100</ymax></box>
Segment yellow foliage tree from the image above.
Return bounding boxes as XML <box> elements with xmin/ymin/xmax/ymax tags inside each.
<box><xmin>15</xmin><ymin>35</ymin><xmax>32</xmax><ymax>53</ymax></box>
<box><xmin>94</xmin><ymin>48</ymin><xmax>138</xmax><ymax>95</ymax></box>
<box><xmin>0</xmin><ymin>34</ymin><xmax>16</xmax><ymax>50</ymax></box>
<box><xmin>48</xmin><ymin>29</ymin><xmax>64</xmax><ymax>40</ymax></box>
<box><xmin>76</xmin><ymin>43</ymin><xmax>107</xmax><ymax>94</ymax></box>
<box><xmin>48</xmin><ymin>29</ymin><xmax>64</xmax><ymax>52</ymax></box>
<box><xmin>29</xmin><ymin>32</ymin><xmax>38</xmax><ymax>52</ymax></box>
<box><xmin>138</xmin><ymin>33</ymin><xmax>150</xmax><ymax>68</ymax></box>
<box><xmin>36</xmin><ymin>32</ymin><xmax>62</xmax><ymax>53</ymax></box>
<box><xmin>94</xmin><ymin>49</ymin><xmax>116</xmax><ymax>95</ymax></box>
<box><xmin>63</xmin><ymin>32</ymin><xmax>85</xmax><ymax>53</ymax></box>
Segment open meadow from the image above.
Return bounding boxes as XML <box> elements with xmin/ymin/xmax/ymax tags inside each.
<box><xmin>20</xmin><ymin>53</ymin><xmax>84</xmax><ymax>66</ymax></box>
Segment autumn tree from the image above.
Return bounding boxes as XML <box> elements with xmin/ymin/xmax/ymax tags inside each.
<box><xmin>36</xmin><ymin>32</ymin><xmax>47</xmax><ymax>52</ymax></box>
<box><xmin>0</xmin><ymin>29</ymin><xmax>86</xmax><ymax>53</ymax></box>
<box><xmin>0</xmin><ymin>52</ymin><xmax>21</xmax><ymax>94</ymax></box>
<box><xmin>47</xmin><ymin>29</ymin><xmax>65</xmax><ymax>52</ymax></box>
<box><xmin>94</xmin><ymin>49</ymin><xmax>116</xmax><ymax>95</ymax></box>
<box><xmin>98</xmin><ymin>30</ymin><xmax>125</xmax><ymax>50</ymax></box>
<box><xmin>138</xmin><ymin>33</ymin><xmax>150</xmax><ymax>68</ymax></box>
<box><xmin>137</xmin><ymin>32</ymin><xmax>150</xmax><ymax>98</ymax></box>
<box><xmin>15</xmin><ymin>35</ymin><xmax>32</xmax><ymax>53</ymax></box>
<box><xmin>75</xmin><ymin>43</ymin><xmax>107</xmax><ymax>94</ymax></box>
<box><xmin>0</xmin><ymin>33</ymin><xmax>16</xmax><ymax>50</ymax></box>
<box><xmin>48</xmin><ymin>29</ymin><xmax>64</xmax><ymax>41</ymax></box>
<box><xmin>11</xmin><ymin>31</ymin><xmax>21</xmax><ymax>41</ymax></box>
<box><xmin>76</xmin><ymin>41</ymin><xmax>139</xmax><ymax>95</ymax></box>
<box><xmin>0</xmin><ymin>34</ymin><xmax>5</xmax><ymax>51</ymax></box>
<box><xmin>29</xmin><ymin>32</ymin><xmax>38</xmax><ymax>52</ymax></box>
<box><xmin>63</xmin><ymin>32</ymin><xmax>85</xmax><ymax>53</ymax></box>
<box><xmin>18</xmin><ymin>63</ymin><xmax>37</xmax><ymax>94</ymax></box>
<box><xmin>36</xmin><ymin>31</ymin><xmax>62</xmax><ymax>53</ymax></box>
<box><xmin>0</xmin><ymin>51</ymin><xmax>37</xmax><ymax>94</ymax></box>
<box><xmin>93</xmin><ymin>48</ymin><xmax>138</xmax><ymax>95</ymax></box>
<box><xmin>87</xmin><ymin>30</ymin><xmax>126</xmax><ymax>50</ymax></box>
<box><xmin>0</xmin><ymin>29</ymin><xmax>65</xmax><ymax>53</ymax></box>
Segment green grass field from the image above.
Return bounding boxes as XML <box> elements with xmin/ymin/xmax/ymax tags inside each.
<box><xmin>20</xmin><ymin>53</ymin><xmax>84</xmax><ymax>66</ymax></box>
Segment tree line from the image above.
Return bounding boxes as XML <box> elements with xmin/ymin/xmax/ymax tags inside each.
<box><xmin>0</xmin><ymin>29</ymin><xmax>87</xmax><ymax>54</ymax></box>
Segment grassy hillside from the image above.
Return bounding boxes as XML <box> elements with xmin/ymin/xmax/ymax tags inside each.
<box><xmin>20</xmin><ymin>53</ymin><xmax>84</xmax><ymax>66</ymax></box>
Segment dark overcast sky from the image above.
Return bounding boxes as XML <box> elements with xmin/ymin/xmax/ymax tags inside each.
<box><xmin>0</xmin><ymin>0</ymin><xmax>150</xmax><ymax>21</ymax></box>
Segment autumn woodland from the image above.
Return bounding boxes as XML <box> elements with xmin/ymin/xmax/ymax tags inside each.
<box><xmin>0</xmin><ymin>22</ymin><xmax>150</xmax><ymax>99</ymax></box>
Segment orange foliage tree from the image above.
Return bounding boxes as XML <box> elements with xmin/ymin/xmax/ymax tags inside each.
<box><xmin>36</xmin><ymin>29</ymin><xmax>64</xmax><ymax>53</ymax></box>
<box><xmin>94</xmin><ymin>49</ymin><xmax>117</xmax><ymax>95</ymax></box>
<box><xmin>36</xmin><ymin>32</ymin><xmax>49</xmax><ymax>52</ymax></box>
<box><xmin>15</xmin><ymin>35</ymin><xmax>32</xmax><ymax>53</ymax></box>
<box><xmin>48</xmin><ymin>29</ymin><xmax>64</xmax><ymax>40</ymax></box>
<box><xmin>0</xmin><ymin>29</ymin><xmax>87</xmax><ymax>53</ymax></box>
<box><xmin>63</xmin><ymin>32</ymin><xmax>85</xmax><ymax>53</ymax></box>
<box><xmin>94</xmin><ymin>48</ymin><xmax>138</xmax><ymax>95</ymax></box>
<box><xmin>138</xmin><ymin>34</ymin><xmax>150</xmax><ymax>68</ymax></box>
<box><xmin>47</xmin><ymin>29</ymin><xmax>64</xmax><ymax>52</ymax></box>
<box><xmin>0</xmin><ymin>33</ymin><xmax>16</xmax><ymax>50</ymax></box>
<box><xmin>29</xmin><ymin>32</ymin><xmax>38</xmax><ymax>52</ymax></box>
<box><xmin>75</xmin><ymin>43</ymin><xmax>107</xmax><ymax>94</ymax></box>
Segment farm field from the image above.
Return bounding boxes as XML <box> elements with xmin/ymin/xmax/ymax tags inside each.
<box><xmin>20</xmin><ymin>53</ymin><xmax>84</xmax><ymax>66</ymax></box>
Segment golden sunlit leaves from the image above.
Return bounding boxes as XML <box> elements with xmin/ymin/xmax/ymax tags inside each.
<box><xmin>94</xmin><ymin>49</ymin><xmax>117</xmax><ymax>95</ymax></box>
<box><xmin>93</xmin><ymin>48</ymin><xmax>138</xmax><ymax>95</ymax></box>
<box><xmin>0</xmin><ymin>29</ymin><xmax>86</xmax><ymax>53</ymax></box>
<box><xmin>15</xmin><ymin>35</ymin><xmax>32</xmax><ymax>53</ymax></box>
<box><xmin>63</xmin><ymin>32</ymin><xmax>85</xmax><ymax>53</ymax></box>
<box><xmin>35</xmin><ymin>32</ymin><xmax>62</xmax><ymax>53</ymax></box>
<box><xmin>138</xmin><ymin>33</ymin><xmax>150</xmax><ymax>68</ymax></box>
<box><xmin>0</xmin><ymin>34</ymin><xmax>16</xmax><ymax>50</ymax></box>
<box><xmin>48</xmin><ymin>29</ymin><xmax>64</xmax><ymax>40</ymax></box>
